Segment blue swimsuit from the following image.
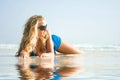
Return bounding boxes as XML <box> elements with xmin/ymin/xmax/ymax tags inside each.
<box><xmin>30</xmin><ymin>34</ymin><xmax>62</xmax><ymax>56</ymax></box>
<box><xmin>51</xmin><ymin>34</ymin><xmax>62</xmax><ymax>51</ymax></box>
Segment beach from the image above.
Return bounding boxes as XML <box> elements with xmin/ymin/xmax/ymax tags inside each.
<box><xmin>0</xmin><ymin>44</ymin><xmax>120</xmax><ymax>80</ymax></box>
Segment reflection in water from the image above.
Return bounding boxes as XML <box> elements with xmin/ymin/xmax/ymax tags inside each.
<box><xmin>16</xmin><ymin>54</ymin><xmax>84</xmax><ymax>80</ymax></box>
<box><xmin>56</xmin><ymin>54</ymin><xmax>84</xmax><ymax>78</ymax></box>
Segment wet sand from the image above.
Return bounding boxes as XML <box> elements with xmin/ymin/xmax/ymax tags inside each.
<box><xmin>0</xmin><ymin>49</ymin><xmax>120</xmax><ymax>80</ymax></box>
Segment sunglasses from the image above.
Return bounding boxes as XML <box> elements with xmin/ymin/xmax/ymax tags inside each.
<box><xmin>38</xmin><ymin>24</ymin><xmax>47</xmax><ymax>30</ymax></box>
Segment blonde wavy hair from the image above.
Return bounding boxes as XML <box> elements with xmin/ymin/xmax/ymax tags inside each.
<box><xmin>16</xmin><ymin>15</ymin><xmax>49</xmax><ymax>56</ymax></box>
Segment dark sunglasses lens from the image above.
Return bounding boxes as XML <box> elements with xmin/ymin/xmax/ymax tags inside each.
<box><xmin>38</xmin><ymin>25</ymin><xmax>47</xmax><ymax>30</ymax></box>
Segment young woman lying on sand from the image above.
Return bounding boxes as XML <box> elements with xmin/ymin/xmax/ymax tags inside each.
<box><xmin>16</xmin><ymin>15</ymin><xmax>83</xmax><ymax>58</ymax></box>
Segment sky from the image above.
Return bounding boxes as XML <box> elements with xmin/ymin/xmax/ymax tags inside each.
<box><xmin>0</xmin><ymin>0</ymin><xmax>120</xmax><ymax>45</ymax></box>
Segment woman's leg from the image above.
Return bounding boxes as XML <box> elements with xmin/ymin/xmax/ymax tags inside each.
<box><xmin>57</xmin><ymin>41</ymin><xmax>84</xmax><ymax>54</ymax></box>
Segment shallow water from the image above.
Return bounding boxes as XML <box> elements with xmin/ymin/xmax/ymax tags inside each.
<box><xmin>0</xmin><ymin>48</ymin><xmax>120</xmax><ymax>80</ymax></box>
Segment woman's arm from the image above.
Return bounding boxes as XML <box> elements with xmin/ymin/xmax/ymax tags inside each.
<box><xmin>46</xmin><ymin>30</ymin><xmax>54</xmax><ymax>53</ymax></box>
<box><xmin>40</xmin><ymin>30</ymin><xmax>54</xmax><ymax>59</ymax></box>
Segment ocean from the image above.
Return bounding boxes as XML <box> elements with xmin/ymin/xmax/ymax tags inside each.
<box><xmin>0</xmin><ymin>44</ymin><xmax>120</xmax><ymax>80</ymax></box>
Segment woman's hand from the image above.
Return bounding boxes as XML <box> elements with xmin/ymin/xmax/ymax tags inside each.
<box><xmin>40</xmin><ymin>53</ymin><xmax>54</xmax><ymax>59</ymax></box>
<box><xmin>18</xmin><ymin>51</ymin><xmax>31</xmax><ymax>69</ymax></box>
<box><xmin>19</xmin><ymin>51</ymin><xmax>29</xmax><ymax>60</ymax></box>
<box><xmin>40</xmin><ymin>53</ymin><xmax>54</xmax><ymax>63</ymax></box>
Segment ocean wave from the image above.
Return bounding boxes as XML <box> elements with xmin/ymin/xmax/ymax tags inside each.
<box><xmin>0</xmin><ymin>44</ymin><xmax>120</xmax><ymax>51</ymax></box>
<box><xmin>74</xmin><ymin>44</ymin><xmax>120</xmax><ymax>51</ymax></box>
<box><xmin>0</xmin><ymin>44</ymin><xmax>18</xmax><ymax>50</ymax></box>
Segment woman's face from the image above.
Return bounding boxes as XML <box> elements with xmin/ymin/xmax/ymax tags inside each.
<box><xmin>38</xmin><ymin>20</ymin><xmax>47</xmax><ymax>37</ymax></box>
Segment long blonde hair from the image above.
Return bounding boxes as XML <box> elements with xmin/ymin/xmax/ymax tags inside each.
<box><xmin>16</xmin><ymin>15</ymin><xmax>49</xmax><ymax>56</ymax></box>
